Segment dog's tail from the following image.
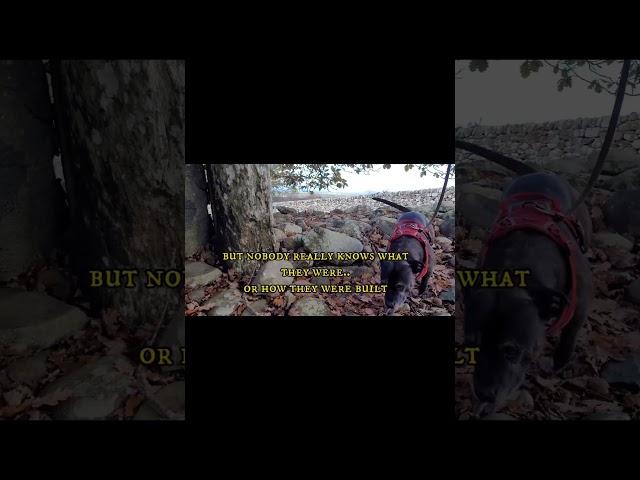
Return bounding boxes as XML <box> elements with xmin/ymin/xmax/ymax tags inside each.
<box><xmin>455</xmin><ymin>140</ymin><xmax>537</xmax><ymax>176</ymax></box>
<box><xmin>371</xmin><ymin>197</ymin><xmax>411</xmax><ymax>212</ymax></box>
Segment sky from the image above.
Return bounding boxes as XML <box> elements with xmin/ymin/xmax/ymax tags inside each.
<box><xmin>316</xmin><ymin>164</ymin><xmax>450</xmax><ymax>194</ymax></box>
<box><xmin>455</xmin><ymin>60</ymin><xmax>640</xmax><ymax>126</ymax></box>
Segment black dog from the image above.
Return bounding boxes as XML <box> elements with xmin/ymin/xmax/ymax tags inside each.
<box><xmin>462</xmin><ymin>163</ymin><xmax>593</xmax><ymax>416</ymax></box>
<box><xmin>372</xmin><ymin>198</ymin><xmax>436</xmax><ymax>315</ymax></box>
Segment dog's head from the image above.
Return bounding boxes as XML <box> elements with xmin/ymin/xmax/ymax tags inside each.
<box><xmin>465</xmin><ymin>287</ymin><xmax>568</xmax><ymax>416</ymax></box>
<box><xmin>380</xmin><ymin>260</ymin><xmax>415</xmax><ymax>315</ymax></box>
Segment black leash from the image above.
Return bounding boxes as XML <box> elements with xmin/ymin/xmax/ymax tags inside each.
<box><xmin>427</xmin><ymin>163</ymin><xmax>452</xmax><ymax>226</ymax></box>
<box><xmin>567</xmin><ymin>59</ymin><xmax>631</xmax><ymax>215</ymax></box>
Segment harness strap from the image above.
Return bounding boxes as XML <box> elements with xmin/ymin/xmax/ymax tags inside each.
<box><xmin>390</xmin><ymin>220</ymin><xmax>432</xmax><ymax>282</ymax></box>
<box><xmin>481</xmin><ymin>193</ymin><xmax>581</xmax><ymax>335</ymax></box>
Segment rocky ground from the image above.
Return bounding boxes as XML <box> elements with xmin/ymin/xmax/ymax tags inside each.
<box><xmin>455</xmin><ymin>148</ymin><xmax>640</xmax><ymax>420</ymax></box>
<box><xmin>271</xmin><ymin>189</ymin><xmax>454</xmax><ymax>213</ymax></box>
<box><xmin>0</xmin><ymin>269</ymin><xmax>184</xmax><ymax>420</ymax></box>
<box><xmin>186</xmin><ymin>188</ymin><xmax>455</xmax><ymax>317</ymax></box>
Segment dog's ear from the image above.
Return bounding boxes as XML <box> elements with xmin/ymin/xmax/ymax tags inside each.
<box><xmin>528</xmin><ymin>287</ymin><xmax>569</xmax><ymax>321</ymax></box>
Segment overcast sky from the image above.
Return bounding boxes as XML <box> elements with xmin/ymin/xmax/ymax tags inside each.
<box><xmin>317</xmin><ymin>164</ymin><xmax>450</xmax><ymax>194</ymax></box>
<box><xmin>455</xmin><ymin>60</ymin><xmax>640</xmax><ymax>126</ymax></box>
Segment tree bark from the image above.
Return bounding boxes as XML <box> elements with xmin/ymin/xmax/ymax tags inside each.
<box><xmin>52</xmin><ymin>60</ymin><xmax>185</xmax><ymax>325</ymax></box>
<box><xmin>185</xmin><ymin>164</ymin><xmax>210</xmax><ymax>258</ymax></box>
<box><xmin>0</xmin><ymin>60</ymin><xmax>57</xmax><ymax>281</ymax></box>
<box><xmin>209</xmin><ymin>164</ymin><xmax>274</xmax><ymax>273</ymax></box>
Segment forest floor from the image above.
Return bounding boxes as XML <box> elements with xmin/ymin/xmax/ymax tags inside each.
<box><xmin>0</xmin><ymin>264</ymin><xmax>184</xmax><ymax>420</ymax></box>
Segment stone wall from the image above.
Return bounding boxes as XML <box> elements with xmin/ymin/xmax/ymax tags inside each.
<box><xmin>455</xmin><ymin>112</ymin><xmax>640</xmax><ymax>164</ymax></box>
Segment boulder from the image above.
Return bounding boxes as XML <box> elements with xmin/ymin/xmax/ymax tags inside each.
<box><xmin>200</xmin><ymin>288</ymin><xmax>243</xmax><ymax>316</ymax></box>
<box><xmin>134</xmin><ymin>381</ymin><xmax>185</xmax><ymax>420</ymax></box>
<box><xmin>185</xmin><ymin>261</ymin><xmax>222</xmax><ymax>289</ymax></box>
<box><xmin>288</xmin><ymin>298</ymin><xmax>332</xmax><ymax>316</ymax></box>
<box><xmin>302</xmin><ymin>228</ymin><xmax>363</xmax><ymax>265</ymax></box>
<box><xmin>252</xmin><ymin>260</ymin><xmax>295</xmax><ymax>286</ymax></box>
<box><xmin>0</xmin><ymin>288</ymin><xmax>88</xmax><ymax>355</ymax></box>
<box><xmin>604</xmin><ymin>190</ymin><xmax>640</xmax><ymax>237</ymax></box>
<box><xmin>40</xmin><ymin>354</ymin><xmax>135</xmax><ymax>420</ymax></box>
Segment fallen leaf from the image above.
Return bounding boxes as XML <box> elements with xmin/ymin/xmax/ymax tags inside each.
<box><xmin>32</xmin><ymin>388</ymin><xmax>73</xmax><ymax>408</ymax></box>
<box><xmin>124</xmin><ymin>394</ymin><xmax>145</xmax><ymax>417</ymax></box>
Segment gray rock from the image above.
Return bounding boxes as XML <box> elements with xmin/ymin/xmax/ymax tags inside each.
<box><xmin>439</xmin><ymin>216</ymin><xmax>455</xmax><ymax>238</ymax></box>
<box><xmin>311</xmin><ymin>275</ymin><xmax>330</xmax><ymax>286</ymax></box>
<box><xmin>354</xmin><ymin>220</ymin><xmax>373</xmax><ymax>235</ymax></box>
<box><xmin>0</xmin><ymin>288</ymin><xmax>88</xmax><ymax>355</ymax></box>
<box><xmin>294</xmin><ymin>219</ymin><xmax>308</xmax><ymax>229</ymax></box>
<box><xmin>584</xmin><ymin>127</ymin><xmax>600</xmax><ymax>138</ymax></box>
<box><xmin>185</xmin><ymin>262</ymin><xmax>222</xmax><ymax>289</ymax></box>
<box><xmin>7</xmin><ymin>351</ymin><xmax>49</xmax><ymax>388</ymax></box>
<box><xmin>41</xmin><ymin>354</ymin><xmax>135</xmax><ymax>420</ymax></box>
<box><xmin>328</xmin><ymin>219</ymin><xmax>363</xmax><ymax>240</ymax></box>
<box><xmin>376</xmin><ymin>216</ymin><xmax>397</xmax><ymax>237</ymax></box>
<box><xmin>302</xmin><ymin>228</ymin><xmax>363</xmax><ymax>265</ymax></box>
<box><xmin>283</xmin><ymin>223</ymin><xmax>302</xmax><ymax>235</ymax></box>
<box><xmin>190</xmin><ymin>287</ymin><xmax>207</xmax><ymax>302</ymax></box>
<box><xmin>592</xmin><ymin>147</ymin><xmax>640</xmax><ymax>175</ymax></box>
<box><xmin>436</xmin><ymin>236</ymin><xmax>453</xmax><ymax>252</ymax></box>
<box><xmin>347</xmin><ymin>205</ymin><xmax>372</xmax><ymax>214</ymax></box>
<box><xmin>605</xmin><ymin>167</ymin><xmax>640</xmax><ymax>191</ymax></box>
<box><xmin>515</xmin><ymin>390</ymin><xmax>534</xmax><ymax>409</ymax></box>
<box><xmin>276</xmin><ymin>206</ymin><xmax>297</xmax><ymax>214</ymax></box>
<box><xmin>342</xmin><ymin>266</ymin><xmax>374</xmax><ymax>279</ymax></box>
<box><xmin>584</xmin><ymin>411</ymin><xmax>631</xmax><ymax>420</ymax></box>
<box><xmin>593</xmin><ymin>232</ymin><xmax>634</xmax><ymax>259</ymax></box>
<box><xmin>134</xmin><ymin>381</ymin><xmax>185</xmax><ymax>420</ymax></box>
<box><xmin>456</xmin><ymin>184</ymin><xmax>501</xmax><ymax>231</ymax></box>
<box><xmin>272</xmin><ymin>212</ymin><xmax>290</xmax><ymax>224</ymax></box>
<box><xmin>602</xmin><ymin>353</ymin><xmax>640</xmax><ymax>389</ymax></box>
<box><xmin>439</xmin><ymin>200</ymin><xmax>455</xmax><ymax>213</ymax></box>
<box><xmin>281</xmin><ymin>235</ymin><xmax>304</xmax><ymax>250</ymax></box>
<box><xmin>543</xmin><ymin>155</ymin><xmax>591</xmax><ymax>176</ymax></box>
<box><xmin>440</xmin><ymin>288</ymin><xmax>455</xmax><ymax>303</ymax></box>
<box><xmin>288</xmin><ymin>298</ymin><xmax>332</xmax><ymax>316</ymax></box>
<box><xmin>200</xmin><ymin>289</ymin><xmax>243</xmax><ymax>316</ymax></box>
<box><xmin>284</xmin><ymin>291</ymin><xmax>296</xmax><ymax>309</ymax></box>
<box><xmin>273</xmin><ymin>228</ymin><xmax>286</xmax><ymax>245</ymax></box>
<box><xmin>252</xmin><ymin>260</ymin><xmax>295</xmax><ymax>286</ymax></box>
<box><xmin>604</xmin><ymin>190</ymin><xmax>640</xmax><ymax>237</ymax></box>
<box><xmin>241</xmin><ymin>299</ymin><xmax>269</xmax><ymax>316</ymax></box>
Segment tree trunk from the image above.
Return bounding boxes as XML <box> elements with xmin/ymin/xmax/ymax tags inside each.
<box><xmin>0</xmin><ymin>60</ymin><xmax>57</xmax><ymax>281</ymax></box>
<box><xmin>52</xmin><ymin>60</ymin><xmax>185</xmax><ymax>325</ymax></box>
<box><xmin>209</xmin><ymin>164</ymin><xmax>274</xmax><ymax>273</ymax></box>
<box><xmin>185</xmin><ymin>164</ymin><xmax>210</xmax><ymax>258</ymax></box>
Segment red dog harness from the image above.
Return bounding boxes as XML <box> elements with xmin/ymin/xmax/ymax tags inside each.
<box><xmin>390</xmin><ymin>218</ymin><xmax>432</xmax><ymax>282</ymax></box>
<box><xmin>482</xmin><ymin>192</ymin><xmax>583</xmax><ymax>335</ymax></box>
